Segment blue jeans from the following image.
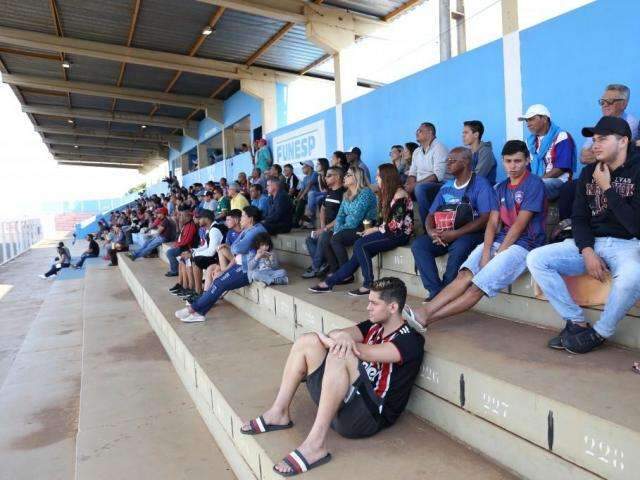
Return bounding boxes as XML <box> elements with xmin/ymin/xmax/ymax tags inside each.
<box><xmin>75</xmin><ymin>252</ymin><xmax>99</xmax><ymax>268</ymax></box>
<box><xmin>191</xmin><ymin>265</ymin><xmax>249</xmax><ymax>315</ymax></box>
<box><xmin>327</xmin><ymin>232</ymin><xmax>408</xmax><ymax>289</ymax></box>
<box><xmin>166</xmin><ymin>246</ymin><xmax>182</xmax><ymax>274</ymax></box>
<box><xmin>45</xmin><ymin>262</ymin><xmax>70</xmax><ymax>277</ymax></box>
<box><xmin>462</xmin><ymin>242</ymin><xmax>529</xmax><ymax>297</ymax></box>
<box><xmin>307</xmin><ymin>191</ymin><xmax>327</xmax><ymax>221</ymax></box>
<box><xmin>542</xmin><ymin>177</ymin><xmax>565</xmax><ymax>201</ymax></box>
<box><xmin>132</xmin><ymin>235</ymin><xmax>165</xmax><ymax>259</ymax></box>
<box><xmin>414</xmin><ymin>182</ymin><xmax>442</xmax><ymax>226</ymax></box>
<box><xmin>305</xmin><ymin>230</ymin><xmax>332</xmax><ymax>270</ymax></box>
<box><xmin>411</xmin><ymin>232</ymin><xmax>484</xmax><ymax>299</ymax></box>
<box><xmin>527</xmin><ymin>238</ymin><xmax>640</xmax><ymax>338</ymax></box>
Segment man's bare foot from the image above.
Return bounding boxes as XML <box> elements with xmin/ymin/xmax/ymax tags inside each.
<box><xmin>241</xmin><ymin>408</ymin><xmax>290</xmax><ymax>433</ymax></box>
<box><xmin>274</xmin><ymin>441</ymin><xmax>329</xmax><ymax>474</ymax></box>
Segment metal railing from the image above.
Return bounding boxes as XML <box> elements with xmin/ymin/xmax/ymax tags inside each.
<box><xmin>0</xmin><ymin>219</ymin><xmax>43</xmax><ymax>266</ymax></box>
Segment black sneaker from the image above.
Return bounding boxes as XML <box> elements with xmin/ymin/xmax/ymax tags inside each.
<box><xmin>308</xmin><ymin>284</ymin><xmax>332</xmax><ymax>293</ymax></box>
<box><xmin>171</xmin><ymin>287</ymin><xmax>188</xmax><ymax>296</ymax></box>
<box><xmin>178</xmin><ymin>288</ymin><xmax>195</xmax><ymax>298</ymax></box>
<box><xmin>165</xmin><ymin>271</ymin><xmax>178</xmax><ymax>277</ymax></box>
<box><xmin>347</xmin><ymin>288</ymin><xmax>370</xmax><ymax>296</ymax></box>
<box><xmin>563</xmin><ymin>327</ymin><xmax>606</xmax><ymax>354</ymax></box>
<box><xmin>168</xmin><ymin>283</ymin><xmax>182</xmax><ymax>292</ymax></box>
<box><xmin>547</xmin><ymin>321</ymin><xmax>589</xmax><ymax>350</ymax></box>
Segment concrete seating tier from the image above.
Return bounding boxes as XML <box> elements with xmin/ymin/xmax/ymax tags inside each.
<box><xmin>261</xmin><ymin>231</ymin><xmax>640</xmax><ymax>350</ymax></box>
<box><xmin>118</xmin><ymin>256</ymin><xmax>519</xmax><ymax>480</ymax></box>
<box><xmin>153</xmin><ymin>245</ymin><xmax>639</xmax><ymax>480</ymax></box>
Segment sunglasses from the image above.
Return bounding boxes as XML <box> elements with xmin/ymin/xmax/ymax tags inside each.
<box><xmin>599</xmin><ymin>98</ymin><xmax>625</xmax><ymax>106</ymax></box>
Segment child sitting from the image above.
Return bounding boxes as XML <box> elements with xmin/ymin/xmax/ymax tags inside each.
<box><xmin>247</xmin><ymin>233</ymin><xmax>288</xmax><ymax>286</ymax></box>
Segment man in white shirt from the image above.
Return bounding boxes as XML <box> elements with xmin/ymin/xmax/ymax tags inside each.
<box><xmin>404</xmin><ymin>122</ymin><xmax>449</xmax><ymax>226</ymax></box>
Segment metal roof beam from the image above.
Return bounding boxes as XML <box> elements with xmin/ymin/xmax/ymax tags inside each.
<box><xmin>57</xmin><ymin>160</ymin><xmax>142</xmax><ymax>169</ymax></box>
<box><xmin>53</xmin><ymin>153</ymin><xmax>146</xmax><ymax>164</ymax></box>
<box><xmin>50</xmin><ymin>148</ymin><xmax>153</xmax><ymax>160</ymax></box>
<box><xmin>0</xmin><ymin>27</ymin><xmax>297</xmax><ymax>83</ymax></box>
<box><xmin>2</xmin><ymin>73</ymin><xmax>222</xmax><ymax>110</ymax></box>
<box><xmin>43</xmin><ymin>138</ymin><xmax>162</xmax><ymax>152</ymax></box>
<box><xmin>22</xmin><ymin>104</ymin><xmax>196</xmax><ymax>129</ymax></box>
<box><xmin>34</xmin><ymin>125</ymin><xmax>182</xmax><ymax>143</ymax></box>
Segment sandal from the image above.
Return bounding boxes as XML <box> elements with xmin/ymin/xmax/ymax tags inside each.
<box><xmin>240</xmin><ymin>415</ymin><xmax>294</xmax><ymax>435</ymax></box>
<box><xmin>274</xmin><ymin>449</ymin><xmax>332</xmax><ymax>477</ymax></box>
<box><xmin>403</xmin><ymin>306</ymin><xmax>427</xmax><ymax>333</ymax></box>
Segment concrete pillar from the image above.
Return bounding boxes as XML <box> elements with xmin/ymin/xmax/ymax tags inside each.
<box><xmin>180</xmin><ymin>153</ymin><xmax>189</xmax><ymax>174</ymax></box>
<box><xmin>439</xmin><ymin>0</ymin><xmax>451</xmax><ymax>62</ymax></box>
<box><xmin>240</xmin><ymin>79</ymin><xmax>277</xmax><ymax>136</ymax></box>
<box><xmin>453</xmin><ymin>0</ymin><xmax>466</xmax><ymax>55</ymax></box>
<box><xmin>333</xmin><ymin>48</ymin><xmax>359</xmax><ymax>105</ymax></box>
<box><xmin>197</xmin><ymin>143</ymin><xmax>210</xmax><ymax>168</ymax></box>
<box><xmin>502</xmin><ymin>0</ymin><xmax>519</xmax><ymax>35</ymax></box>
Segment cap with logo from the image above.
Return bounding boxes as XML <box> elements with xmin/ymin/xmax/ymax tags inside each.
<box><xmin>300</xmin><ymin>160</ymin><xmax>314</xmax><ymax>168</ymax></box>
<box><xmin>518</xmin><ymin>104</ymin><xmax>551</xmax><ymax>121</ymax></box>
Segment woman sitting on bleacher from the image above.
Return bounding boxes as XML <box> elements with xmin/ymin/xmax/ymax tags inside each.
<box><xmin>174</xmin><ymin>206</ymin><xmax>267</xmax><ymax>323</ymax></box>
<box><xmin>310</xmin><ymin>164</ymin><xmax>414</xmax><ymax>296</ymax></box>
<box><xmin>322</xmin><ymin>166</ymin><xmax>377</xmax><ymax>276</ymax></box>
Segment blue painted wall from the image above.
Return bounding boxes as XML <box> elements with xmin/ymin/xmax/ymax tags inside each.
<box><xmin>343</xmin><ymin>39</ymin><xmax>506</xmax><ymax>179</ymax></box>
<box><xmin>520</xmin><ymin>0</ymin><xmax>640</xmax><ymax>175</ymax></box>
<box><xmin>276</xmin><ymin>82</ymin><xmax>288</xmax><ymax>128</ymax></box>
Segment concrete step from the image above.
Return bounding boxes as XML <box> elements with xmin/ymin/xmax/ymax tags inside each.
<box><xmin>223</xmin><ymin>266</ymin><xmax>638</xmax><ymax>480</ymax></box>
<box><xmin>264</xmin><ymin>231</ymin><xmax>640</xmax><ymax>350</ymax></box>
<box><xmin>76</xmin><ymin>265</ymin><xmax>237</xmax><ymax>480</ymax></box>
<box><xmin>118</xmin><ymin>256</ymin><xmax>524</xmax><ymax>480</ymax></box>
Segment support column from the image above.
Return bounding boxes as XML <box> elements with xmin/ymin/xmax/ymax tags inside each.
<box><xmin>333</xmin><ymin>48</ymin><xmax>359</xmax><ymax>105</ymax></box>
<box><xmin>180</xmin><ymin>153</ymin><xmax>189</xmax><ymax>174</ymax></box>
<box><xmin>197</xmin><ymin>143</ymin><xmax>210</xmax><ymax>168</ymax></box>
<box><xmin>439</xmin><ymin>0</ymin><xmax>451</xmax><ymax>62</ymax></box>
<box><xmin>501</xmin><ymin>0</ymin><xmax>522</xmax><ymax>141</ymax></box>
<box><xmin>240</xmin><ymin>79</ymin><xmax>277</xmax><ymax>136</ymax></box>
<box><xmin>453</xmin><ymin>0</ymin><xmax>466</xmax><ymax>55</ymax></box>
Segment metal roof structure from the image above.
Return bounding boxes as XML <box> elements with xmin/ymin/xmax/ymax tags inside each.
<box><xmin>0</xmin><ymin>0</ymin><xmax>423</xmax><ymax>170</ymax></box>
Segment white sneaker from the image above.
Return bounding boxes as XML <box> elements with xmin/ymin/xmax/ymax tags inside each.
<box><xmin>38</xmin><ymin>274</ymin><xmax>47</xmax><ymax>279</ymax></box>
<box><xmin>181</xmin><ymin>312</ymin><xmax>206</xmax><ymax>323</ymax></box>
<box><xmin>175</xmin><ymin>307</ymin><xmax>191</xmax><ymax>320</ymax></box>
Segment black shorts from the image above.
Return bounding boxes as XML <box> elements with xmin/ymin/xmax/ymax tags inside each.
<box><xmin>193</xmin><ymin>254</ymin><xmax>218</xmax><ymax>269</ymax></box>
<box><xmin>306</xmin><ymin>355</ymin><xmax>384</xmax><ymax>439</ymax></box>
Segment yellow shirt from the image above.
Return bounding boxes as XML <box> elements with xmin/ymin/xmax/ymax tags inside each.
<box><xmin>230</xmin><ymin>193</ymin><xmax>249</xmax><ymax>211</ymax></box>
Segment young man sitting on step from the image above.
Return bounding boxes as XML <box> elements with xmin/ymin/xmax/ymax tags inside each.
<box><xmin>240</xmin><ymin>277</ymin><xmax>424</xmax><ymax>477</ymax></box>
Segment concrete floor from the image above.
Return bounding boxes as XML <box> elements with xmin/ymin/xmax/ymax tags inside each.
<box><xmin>0</xmin><ymin>237</ymin><xmax>235</xmax><ymax>480</ymax></box>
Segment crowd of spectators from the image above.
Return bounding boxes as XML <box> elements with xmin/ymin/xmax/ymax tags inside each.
<box><xmin>45</xmin><ymin>81</ymin><xmax>640</xmax><ymax>475</ymax></box>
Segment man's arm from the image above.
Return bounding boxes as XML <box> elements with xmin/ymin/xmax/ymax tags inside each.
<box><xmin>543</xmin><ymin>167</ymin><xmax>566</xmax><ymax>179</ymax></box>
<box><xmin>319</xmin><ymin>205</ymin><xmax>326</xmax><ymax>229</ymax></box>
<box><xmin>475</xmin><ymin>148</ymin><xmax>496</xmax><ymax>179</ymax></box>
<box><xmin>442</xmin><ymin>213</ymin><xmax>490</xmax><ymax>243</ymax></box>
<box><xmin>496</xmin><ymin>210</ymin><xmax>534</xmax><ymax>252</ymax></box>
<box><xmin>416</xmin><ymin>174</ymin><xmax>438</xmax><ymax>185</ymax></box>
<box><xmin>571</xmin><ymin>168</ymin><xmax>595</xmax><ymax>252</ymax></box>
<box><xmin>354</xmin><ymin>343</ymin><xmax>403</xmax><ymax>364</ymax></box>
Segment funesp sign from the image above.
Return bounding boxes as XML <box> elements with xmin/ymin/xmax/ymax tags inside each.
<box><xmin>272</xmin><ymin>120</ymin><xmax>326</xmax><ymax>165</ymax></box>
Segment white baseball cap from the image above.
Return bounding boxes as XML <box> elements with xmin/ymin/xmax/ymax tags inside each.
<box><xmin>518</xmin><ymin>104</ymin><xmax>551</xmax><ymax>121</ymax></box>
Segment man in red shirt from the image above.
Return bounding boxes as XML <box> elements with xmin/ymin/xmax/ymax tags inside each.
<box><xmin>165</xmin><ymin>207</ymin><xmax>197</xmax><ymax>277</ymax></box>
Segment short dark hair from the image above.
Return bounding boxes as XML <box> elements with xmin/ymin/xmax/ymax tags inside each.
<box><xmin>250</xmin><ymin>231</ymin><xmax>273</xmax><ymax>251</ymax></box>
<box><xmin>327</xmin><ymin>166</ymin><xmax>344</xmax><ymax>178</ymax></box>
<box><xmin>253</xmin><ymin>167</ymin><xmax>262</xmax><ymax>175</ymax></box>
<box><xmin>243</xmin><ymin>205</ymin><xmax>262</xmax><ymax>223</ymax></box>
<box><xmin>227</xmin><ymin>209</ymin><xmax>242</xmax><ymax>220</ymax></box>
<box><xmin>213</xmin><ymin>186</ymin><xmax>223</xmax><ymax>195</ymax></box>
<box><xmin>420</xmin><ymin>122</ymin><xmax>436</xmax><ymax>137</ymax></box>
<box><xmin>501</xmin><ymin>140</ymin><xmax>530</xmax><ymax>158</ymax></box>
<box><xmin>251</xmin><ymin>183</ymin><xmax>263</xmax><ymax>194</ymax></box>
<box><xmin>272</xmin><ymin>164</ymin><xmax>283</xmax><ymax>174</ymax></box>
<box><xmin>404</xmin><ymin>142</ymin><xmax>419</xmax><ymax>155</ymax></box>
<box><xmin>463</xmin><ymin>120</ymin><xmax>484</xmax><ymax>140</ymax></box>
<box><xmin>370</xmin><ymin>277</ymin><xmax>407</xmax><ymax>311</ymax></box>
<box><xmin>284</xmin><ymin>163</ymin><xmax>293</xmax><ymax>170</ymax></box>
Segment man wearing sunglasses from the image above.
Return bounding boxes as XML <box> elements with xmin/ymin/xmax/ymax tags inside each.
<box><xmin>558</xmin><ymin>84</ymin><xmax>639</xmax><ymax>220</ymax></box>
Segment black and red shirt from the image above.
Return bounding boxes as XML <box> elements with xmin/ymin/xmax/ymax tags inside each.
<box><xmin>356</xmin><ymin>320</ymin><xmax>425</xmax><ymax>426</ymax></box>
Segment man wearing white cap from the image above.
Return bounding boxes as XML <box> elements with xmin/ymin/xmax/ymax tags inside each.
<box><xmin>519</xmin><ymin>104</ymin><xmax>576</xmax><ymax>200</ymax></box>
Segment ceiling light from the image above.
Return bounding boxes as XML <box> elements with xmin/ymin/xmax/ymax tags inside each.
<box><xmin>141</xmin><ymin>124</ymin><xmax>147</xmax><ymax>129</ymax></box>
<box><xmin>202</xmin><ymin>26</ymin><xmax>214</xmax><ymax>36</ymax></box>
<box><xmin>62</xmin><ymin>60</ymin><xmax>70</xmax><ymax>69</ymax></box>
<box><xmin>67</xmin><ymin>119</ymin><xmax>74</xmax><ymax>124</ymax></box>
<box><xmin>74</xmin><ymin>145</ymin><xmax>79</xmax><ymax>148</ymax></box>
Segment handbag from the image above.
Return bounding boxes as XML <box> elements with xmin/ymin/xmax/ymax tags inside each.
<box><xmin>433</xmin><ymin>174</ymin><xmax>476</xmax><ymax>231</ymax></box>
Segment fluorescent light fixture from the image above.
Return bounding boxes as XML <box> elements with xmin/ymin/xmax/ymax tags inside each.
<box><xmin>61</xmin><ymin>60</ymin><xmax>70</xmax><ymax>69</ymax></box>
<box><xmin>202</xmin><ymin>26</ymin><xmax>214</xmax><ymax>35</ymax></box>
<box><xmin>67</xmin><ymin>119</ymin><xmax>74</xmax><ymax>124</ymax></box>
<box><xmin>141</xmin><ymin>124</ymin><xmax>147</xmax><ymax>129</ymax></box>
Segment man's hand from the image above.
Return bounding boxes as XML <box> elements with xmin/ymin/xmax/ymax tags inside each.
<box><xmin>438</xmin><ymin>230</ymin><xmax>458</xmax><ymax>245</ymax></box>
<box><xmin>325</xmin><ymin>330</ymin><xmax>360</xmax><ymax>358</ymax></box>
<box><xmin>480</xmin><ymin>248</ymin><xmax>492</xmax><ymax>268</ymax></box>
<box><xmin>313</xmin><ymin>228</ymin><xmax>324</xmax><ymax>237</ymax></box>
<box><xmin>360</xmin><ymin>227</ymin><xmax>379</xmax><ymax>237</ymax></box>
<box><xmin>430</xmin><ymin>232</ymin><xmax>447</xmax><ymax>247</ymax></box>
<box><xmin>593</xmin><ymin>162</ymin><xmax>612</xmax><ymax>192</ymax></box>
<box><xmin>316</xmin><ymin>332</ymin><xmax>336</xmax><ymax>350</ymax></box>
<box><xmin>582</xmin><ymin>248</ymin><xmax>609</xmax><ymax>282</ymax></box>
<box><xmin>580</xmin><ymin>147</ymin><xmax>596</xmax><ymax>165</ymax></box>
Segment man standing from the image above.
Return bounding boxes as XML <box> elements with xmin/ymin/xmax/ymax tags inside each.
<box><xmin>411</xmin><ymin>148</ymin><xmax>494</xmax><ymax>301</ymax></box>
<box><xmin>519</xmin><ymin>104</ymin><xmax>576</xmax><ymax>200</ymax></box>
<box><xmin>303</xmin><ymin>167</ymin><xmax>345</xmax><ymax>278</ymax></box>
<box><xmin>263</xmin><ymin>178</ymin><xmax>294</xmax><ymax>235</ymax></box>
<box><xmin>255</xmin><ymin>138</ymin><xmax>273</xmax><ymax>175</ymax></box>
<box><xmin>527</xmin><ymin>117</ymin><xmax>640</xmax><ymax>354</ymax></box>
<box><xmin>240</xmin><ymin>278</ymin><xmax>424</xmax><ymax>476</ymax></box>
<box><xmin>404</xmin><ymin>122</ymin><xmax>449</xmax><ymax>225</ymax></box>
<box><xmin>129</xmin><ymin>207</ymin><xmax>176</xmax><ymax>261</ymax></box>
<box><xmin>462</xmin><ymin>120</ymin><xmax>497</xmax><ymax>184</ymax></box>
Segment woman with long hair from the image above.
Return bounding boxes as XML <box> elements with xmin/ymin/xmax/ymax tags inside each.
<box><xmin>305</xmin><ymin>157</ymin><xmax>331</xmax><ymax>227</ymax></box>
<box><xmin>311</xmin><ymin>163</ymin><xmax>413</xmax><ymax>295</ymax></box>
<box><xmin>331</xmin><ymin>150</ymin><xmax>349</xmax><ymax>174</ymax></box>
<box><xmin>321</xmin><ymin>166</ymin><xmax>377</xmax><ymax>276</ymax></box>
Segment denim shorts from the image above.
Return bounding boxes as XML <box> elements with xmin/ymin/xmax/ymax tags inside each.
<box><xmin>460</xmin><ymin>242</ymin><xmax>529</xmax><ymax>297</ymax></box>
